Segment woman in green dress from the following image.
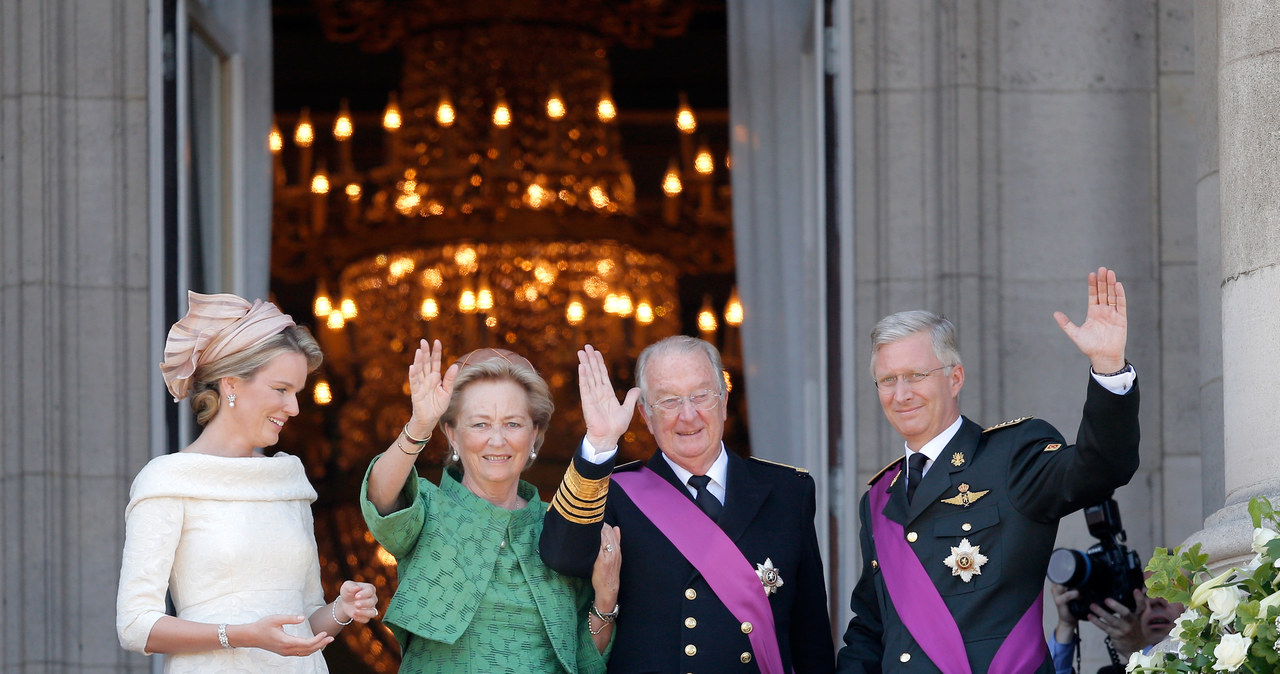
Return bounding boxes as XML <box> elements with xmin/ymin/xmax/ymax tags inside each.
<box><xmin>361</xmin><ymin>340</ymin><xmax>620</xmax><ymax>673</ymax></box>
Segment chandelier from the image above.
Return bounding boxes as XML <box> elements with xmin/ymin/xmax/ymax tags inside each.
<box><xmin>268</xmin><ymin>2</ymin><xmax>736</xmax><ymax>670</ymax></box>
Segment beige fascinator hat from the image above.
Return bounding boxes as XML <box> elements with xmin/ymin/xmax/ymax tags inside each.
<box><xmin>160</xmin><ymin>291</ymin><xmax>296</xmax><ymax>401</ymax></box>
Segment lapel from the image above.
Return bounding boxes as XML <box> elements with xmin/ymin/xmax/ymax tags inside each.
<box><xmin>882</xmin><ymin>462</ymin><xmax>909</xmax><ymax>527</ymax></box>
<box><xmin>718</xmin><ymin>451</ymin><xmax>771</xmax><ymax>542</ymax></box>
<box><xmin>905</xmin><ymin>417</ymin><xmax>982</xmax><ymax>525</ymax></box>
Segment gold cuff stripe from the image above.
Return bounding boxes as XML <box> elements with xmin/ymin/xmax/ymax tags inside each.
<box><xmin>548</xmin><ymin>462</ymin><xmax>610</xmax><ymax>524</ymax></box>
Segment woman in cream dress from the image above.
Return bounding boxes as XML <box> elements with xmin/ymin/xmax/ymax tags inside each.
<box><xmin>117</xmin><ymin>292</ymin><xmax>378</xmax><ymax>672</ymax></box>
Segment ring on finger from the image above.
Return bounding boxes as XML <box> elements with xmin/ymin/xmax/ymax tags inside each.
<box><xmin>604</xmin><ymin>544</ymin><xmax>615</xmax><ymax>553</ymax></box>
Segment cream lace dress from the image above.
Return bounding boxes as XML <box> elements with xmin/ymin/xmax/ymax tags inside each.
<box><xmin>116</xmin><ymin>452</ymin><xmax>329</xmax><ymax>673</ymax></box>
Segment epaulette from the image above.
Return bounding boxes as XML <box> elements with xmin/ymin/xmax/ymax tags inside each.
<box><xmin>611</xmin><ymin>459</ymin><xmax>643</xmax><ymax>474</ymax></box>
<box><xmin>867</xmin><ymin>457</ymin><xmax>904</xmax><ymax>486</ymax></box>
<box><xmin>749</xmin><ymin>456</ymin><xmax>810</xmax><ymax>475</ymax></box>
<box><xmin>983</xmin><ymin>416</ymin><xmax>1033</xmax><ymax>433</ymax></box>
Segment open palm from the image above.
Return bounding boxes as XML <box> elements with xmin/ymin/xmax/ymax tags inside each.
<box><xmin>578</xmin><ymin>344</ymin><xmax>640</xmax><ymax>451</ymax></box>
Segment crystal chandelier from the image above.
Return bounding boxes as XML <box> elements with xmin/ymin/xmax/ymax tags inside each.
<box><xmin>268</xmin><ymin>2</ymin><xmax>736</xmax><ymax>670</ymax></box>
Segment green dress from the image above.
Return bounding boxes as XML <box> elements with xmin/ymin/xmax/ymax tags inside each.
<box><xmin>360</xmin><ymin>457</ymin><xmax>608</xmax><ymax>674</ymax></box>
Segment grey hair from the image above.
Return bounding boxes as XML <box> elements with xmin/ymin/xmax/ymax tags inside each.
<box><xmin>439</xmin><ymin>358</ymin><xmax>554</xmax><ymax>457</ymax></box>
<box><xmin>869</xmin><ymin>310</ymin><xmax>963</xmax><ymax>379</ymax></box>
<box><xmin>635</xmin><ymin>335</ymin><xmax>726</xmax><ymax>403</ymax></box>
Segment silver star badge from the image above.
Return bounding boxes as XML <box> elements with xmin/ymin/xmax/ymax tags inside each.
<box><xmin>756</xmin><ymin>558</ymin><xmax>784</xmax><ymax>596</ymax></box>
<box><xmin>943</xmin><ymin>538</ymin><xmax>988</xmax><ymax>583</ymax></box>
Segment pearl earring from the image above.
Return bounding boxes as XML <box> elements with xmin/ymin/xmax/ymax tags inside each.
<box><xmin>450</xmin><ymin>447</ymin><xmax>459</xmax><ymax>462</ymax></box>
<box><xmin>529</xmin><ymin>448</ymin><xmax>538</xmax><ymax>461</ymax></box>
<box><xmin>227</xmin><ymin>393</ymin><xmax>237</xmax><ymax>408</ymax></box>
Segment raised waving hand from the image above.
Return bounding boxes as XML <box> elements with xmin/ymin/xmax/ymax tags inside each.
<box><xmin>1053</xmin><ymin>266</ymin><xmax>1128</xmax><ymax>374</ymax></box>
<box><xmin>578</xmin><ymin>344</ymin><xmax>640</xmax><ymax>454</ymax></box>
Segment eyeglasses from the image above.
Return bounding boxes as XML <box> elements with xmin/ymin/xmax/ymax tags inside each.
<box><xmin>647</xmin><ymin>389</ymin><xmax>723</xmax><ymax>415</ymax></box>
<box><xmin>873</xmin><ymin>365</ymin><xmax>951</xmax><ymax>391</ymax></box>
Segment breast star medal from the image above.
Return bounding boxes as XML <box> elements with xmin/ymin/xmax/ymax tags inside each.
<box><xmin>943</xmin><ymin>538</ymin><xmax>988</xmax><ymax>583</ymax></box>
<box><xmin>756</xmin><ymin>558</ymin><xmax>784</xmax><ymax>596</ymax></box>
<box><xmin>940</xmin><ymin>483</ymin><xmax>989</xmax><ymax>508</ymax></box>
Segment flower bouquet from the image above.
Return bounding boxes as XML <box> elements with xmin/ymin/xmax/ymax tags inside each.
<box><xmin>1129</xmin><ymin>497</ymin><xmax>1280</xmax><ymax>673</ymax></box>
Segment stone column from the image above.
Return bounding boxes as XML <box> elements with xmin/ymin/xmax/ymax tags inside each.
<box><xmin>0</xmin><ymin>0</ymin><xmax>152</xmax><ymax>671</ymax></box>
<box><xmin>1189</xmin><ymin>0</ymin><xmax>1280</xmax><ymax>569</ymax></box>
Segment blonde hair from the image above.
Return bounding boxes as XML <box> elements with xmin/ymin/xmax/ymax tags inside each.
<box><xmin>188</xmin><ymin>326</ymin><xmax>322</xmax><ymax>425</ymax></box>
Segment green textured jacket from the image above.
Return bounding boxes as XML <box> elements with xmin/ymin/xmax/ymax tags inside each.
<box><xmin>360</xmin><ymin>457</ymin><xmax>608</xmax><ymax>674</ymax></box>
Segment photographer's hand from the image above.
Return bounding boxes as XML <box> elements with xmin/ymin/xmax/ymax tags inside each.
<box><xmin>1049</xmin><ymin>584</ymin><xmax>1079</xmax><ymax>644</ymax></box>
<box><xmin>1087</xmin><ymin>590</ymin><xmax>1147</xmax><ymax>658</ymax></box>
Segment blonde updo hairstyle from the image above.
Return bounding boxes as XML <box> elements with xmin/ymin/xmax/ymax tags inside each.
<box><xmin>438</xmin><ymin>358</ymin><xmax>554</xmax><ymax>466</ymax></box>
<box><xmin>187</xmin><ymin>326</ymin><xmax>323</xmax><ymax>426</ymax></box>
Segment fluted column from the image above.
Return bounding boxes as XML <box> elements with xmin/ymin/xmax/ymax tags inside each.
<box><xmin>1187</xmin><ymin>0</ymin><xmax>1280</xmax><ymax>570</ymax></box>
<box><xmin>0</xmin><ymin>0</ymin><xmax>152</xmax><ymax>671</ymax></box>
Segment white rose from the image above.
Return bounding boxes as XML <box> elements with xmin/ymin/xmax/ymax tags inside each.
<box><xmin>1252</xmin><ymin>527</ymin><xmax>1278</xmax><ymax>555</ymax></box>
<box><xmin>1126</xmin><ymin>650</ymin><xmax>1154</xmax><ymax>672</ymax></box>
<box><xmin>1169</xmin><ymin>608</ymin><xmax>1199</xmax><ymax>645</ymax></box>
<box><xmin>1207</xmin><ymin>586</ymin><xmax>1241</xmax><ymax>624</ymax></box>
<box><xmin>1211</xmin><ymin>632</ymin><xmax>1250</xmax><ymax>671</ymax></box>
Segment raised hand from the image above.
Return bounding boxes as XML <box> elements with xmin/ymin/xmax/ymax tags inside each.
<box><xmin>1053</xmin><ymin>266</ymin><xmax>1128</xmax><ymax>374</ymax></box>
<box><xmin>578</xmin><ymin>344</ymin><xmax>640</xmax><ymax>452</ymax></box>
<box><xmin>336</xmin><ymin>580</ymin><xmax>379</xmax><ymax>625</ymax></box>
<box><xmin>406</xmin><ymin>339</ymin><xmax>458</xmax><ymax>439</ymax></box>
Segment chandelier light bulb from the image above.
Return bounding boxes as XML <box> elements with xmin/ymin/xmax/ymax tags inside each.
<box><xmin>676</xmin><ymin>93</ymin><xmax>696</xmax><ymax>134</ymax></box>
<box><xmin>311</xmin><ymin>169</ymin><xmax>330</xmax><ymax>195</ymax></box>
<box><xmin>294</xmin><ymin>108</ymin><xmax>315</xmax><ymax>147</ymax></box>
<box><xmin>546</xmin><ymin>85</ymin><xmax>566</xmax><ymax>120</ymax></box>
<box><xmin>313</xmin><ymin>380</ymin><xmax>333</xmax><ymax>405</ymax></box>
<box><xmin>268</xmin><ymin>123</ymin><xmax>283</xmax><ymax>153</ymax></box>
<box><xmin>420</xmin><ymin>298</ymin><xmax>439</xmax><ymax>320</ymax></box>
<box><xmin>313</xmin><ymin>293</ymin><xmax>333</xmax><ymax>317</ymax></box>
<box><xmin>493</xmin><ymin>100</ymin><xmax>512</xmax><ymax>128</ymax></box>
<box><xmin>636</xmin><ymin>301</ymin><xmax>655</xmax><ymax>325</ymax></box>
<box><xmin>662</xmin><ymin>159</ymin><xmax>683</xmax><ymax>196</ymax></box>
<box><xmin>327</xmin><ymin>309</ymin><xmax>345</xmax><ymax>330</ymax></box>
<box><xmin>340</xmin><ymin>298</ymin><xmax>358</xmax><ymax>319</ymax></box>
<box><xmin>698</xmin><ymin>295</ymin><xmax>718</xmax><ymax>333</ymax></box>
<box><xmin>477</xmin><ymin>287</ymin><xmax>494</xmax><ymax>311</ymax></box>
<box><xmin>437</xmin><ymin>91</ymin><xmax>456</xmax><ymax>127</ymax></box>
<box><xmin>566</xmin><ymin>299</ymin><xmax>586</xmax><ymax>325</ymax></box>
<box><xmin>382</xmin><ymin>93</ymin><xmax>402</xmax><ymax>131</ymax></box>
<box><xmin>334</xmin><ymin>99</ymin><xmax>353</xmax><ymax>140</ymax></box>
<box><xmin>345</xmin><ymin>183</ymin><xmax>362</xmax><ymax>200</ymax></box>
<box><xmin>695</xmin><ymin>144</ymin><xmax>715</xmax><ymax>176</ymax></box>
<box><xmin>459</xmin><ymin>289</ymin><xmax>477</xmax><ymax>313</ymax></box>
<box><xmin>724</xmin><ymin>287</ymin><xmax>744</xmax><ymax>326</ymax></box>
<box><xmin>597</xmin><ymin>95</ymin><xmax>616</xmax><ymax>122</ymax></box>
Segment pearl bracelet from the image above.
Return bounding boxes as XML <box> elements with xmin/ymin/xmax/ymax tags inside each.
<box><xmin>332</xmin><ymin>600</ymin><xmax>354</xmax><ymax>626</ymax></box>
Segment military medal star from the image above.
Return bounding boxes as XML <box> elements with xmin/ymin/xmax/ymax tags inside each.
<box><xmin>943</xmin><ymin>538</ymin><xmax>988</xmax><ymax>583</ymax></box>
<box><xmin>756</xmin><ymin>558</ymin><xmax>784</xmax><ymax>596</ymax></box>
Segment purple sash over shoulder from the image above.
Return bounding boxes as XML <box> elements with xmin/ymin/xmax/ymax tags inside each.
<box><xmin>868</xmin><ymin>465</ymin><xmax>1046</xmax><ymax>674</ymax></box>
<box><xmin>612</xmin><ymin>468</ymin><xmax>788</xmax><ymax>674</ymax></box>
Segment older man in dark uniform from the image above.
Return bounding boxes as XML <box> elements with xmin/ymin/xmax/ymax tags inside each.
<box><xmin>541</xmin><ymin>335</ymin><xmax>835</xmax><ymax>673</ymax></box>
<box><xmin>836</xmin><ymin>267</ymin><xmax>1141</xmax><ymax>673</ymax></box>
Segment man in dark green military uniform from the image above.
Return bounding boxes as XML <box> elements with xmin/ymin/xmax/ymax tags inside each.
<box><xmin>836</xmin><ymin>267</ymin><xmax>1141</xmax><ymax>673</ymax></box>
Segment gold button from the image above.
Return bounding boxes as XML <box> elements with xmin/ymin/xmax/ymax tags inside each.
<box><xmin>685</xmin><ymin>617</ymin><xmax>697</xmax><ymax>629</ymax></box>
<box><xmin>740</xmin><ymin>621</ymin><xmax>753</xmax><ymax>634</ymax></box>
<box><xmin>685</xmin><ymin>588</ymin><xmax>697</xmax><ymax>600</ymax></box>
<box><xmin>741</xmin><ymin>652</ymin><xmax>753</xmax><ymax>664</ymax></box>
<box><xmin>685</xmin><ymin>644</ymin><xmax>697</xmax><ymax>656</ymax></box>
<box><xmin>962</xmin><ymin>523</ymin><xmax>972</xmax><ymax>532</ymax></box>
<box><xmin>906</xmin><ymin>531</ymin><xmax>918</xmax><ymax>543</ymax></box>
<box><xmin>871</xmin><ymin>559</ymin><xmax>878</xmax><ymax>569</ymax></box>
<box><xmin>900</xmin><ymin>652</ymin><xmax>911</xmax><ymax>663</ymax></box>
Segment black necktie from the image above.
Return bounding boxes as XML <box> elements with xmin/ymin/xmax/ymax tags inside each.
<box><xmin>905</xmin><ymin>452</ymin><xmax>929</xmax><ymax>503</ymax></box>
<box><xmin>687</xmin><ymin>475</ymin><xmax>723</xmax><ymax>521</ymax></box>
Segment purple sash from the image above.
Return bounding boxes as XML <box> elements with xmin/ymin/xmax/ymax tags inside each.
<box><xmin>869</xmin><ymin>466</ymin><xmax>1047</xmax><ymax>674</ymax></box>
<box><xmin>612</xmin><ymin>468</ymin><xmax>788</xmax><ymax>674</ymax></box>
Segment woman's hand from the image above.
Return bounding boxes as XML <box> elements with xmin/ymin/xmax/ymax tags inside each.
<box><xmin>232</xmin><ymin>614</ymin><xmax>333</xmax><ymax>657</ymax></box>
<box><xmin>336</xmin><ymin>580</ymin><xmax>379</xmax><ymax>624</ymax></box>
<box><xmin>578</xmin><ymin>345</ymin><xmax>639</xmax><ymax>452</ymax></box>
<box><xmin>406</xmin><ymin>339</ymin><xmax>458</xmax><ymax>439</ymax></box>
<box><xmin>591</xmin><ymin>524</ymin><xmax>622</xmax><ymax>608</ymax></box>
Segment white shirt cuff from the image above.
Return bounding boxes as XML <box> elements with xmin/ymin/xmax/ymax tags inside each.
<box><xmin>1091</xmin><ymin>364</ymin><xmax>1136</xmax><ymax>395</ymax></box>
<box><xmin>580</xmin><ymin>437</ymin><xmax>618</xmax><ymax>465</ymax></box>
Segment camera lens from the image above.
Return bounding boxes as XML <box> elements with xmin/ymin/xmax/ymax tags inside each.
<box><xmin>1046</xmin><ymin>548</ymin><xmax>1091</xmax><ymax>587</ymax></box>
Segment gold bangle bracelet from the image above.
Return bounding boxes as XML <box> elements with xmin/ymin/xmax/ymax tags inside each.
<box><xmin>396</xmin><ymin>434</ymin><xmax>426</xmax><ymax>456</ymax></box>
<box><xmin>402</xmin><ymin>423</ymin><xmax>431</xmax><ymax>444</ymax></box>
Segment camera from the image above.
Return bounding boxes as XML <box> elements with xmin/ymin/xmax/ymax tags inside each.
<box><xmin>1045</xmin><ymin>497</ymin><xmax>1145</xmax><ymax>621</ymax></box>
